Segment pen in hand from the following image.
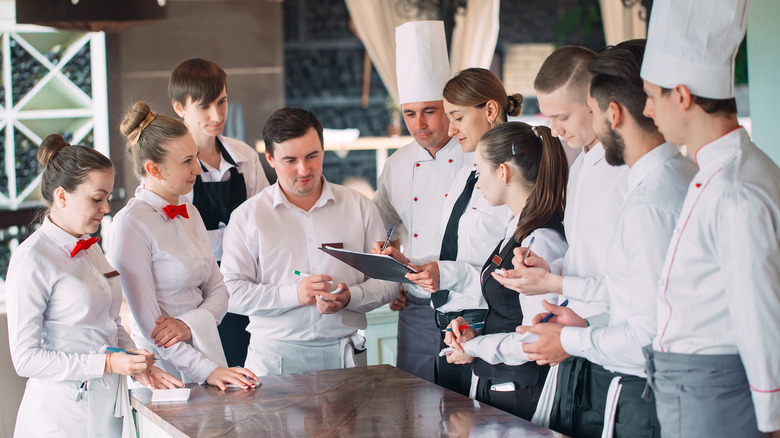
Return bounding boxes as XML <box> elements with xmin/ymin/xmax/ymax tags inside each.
<box><xmin>294</xmin><ymin>270</ymin><xmax>341</xmax><ymax>294</ymax></box>
<box><xmin>539</xmin><ymin>299</ymin><xmax>569</xmax><ymax>324</ymax></box>
<box><xmin>381</xmin><ymin>225</ymin><xmax>395</xmax><ymax>252</ymax></box>
<box><xmin>106</xmin><ymin>347</ymin><xmax>159</xmax><ymax>361</ymax></box>
<box><xmin>442</xmin><ymin>322</ymin><xmax>485</xmax><ymax>332</ymax></box>
<box><xmin>520</xmin><ymin>236</ymin><xmax>535</xmax><ymax>267</ymax></box>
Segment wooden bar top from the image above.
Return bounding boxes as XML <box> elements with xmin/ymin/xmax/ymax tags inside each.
<box><xmin>131</xmin><ymin>364</ymin><xmax>561</xmax><ymax>437</ymax></box>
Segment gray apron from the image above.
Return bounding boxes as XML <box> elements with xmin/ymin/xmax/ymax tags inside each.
<box><xmin>643</xmin><ymin>345</ymin><xmax>768</xmax><ymax>438</ymax></box>
<box><xmin>396</xmin><ymin>293</ymin><xmax>439</xmax><ymax>382</ymax></box>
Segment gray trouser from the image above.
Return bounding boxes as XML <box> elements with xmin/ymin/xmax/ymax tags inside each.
<box><xmin>396</xmin><ymin>293</ymin><xmax>439</xmax><ymax>382</ymax></box>
<box><xmin>643</xmin><ymin>345</ymin><xmax>768</xmax><ymax>438</ymax></box>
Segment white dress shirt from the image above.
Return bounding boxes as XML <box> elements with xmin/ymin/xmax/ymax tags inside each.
<box><xmin>428</xmin><ymin>163</ymin><xmax>513</xmax><ymax>313</ymax></box>
<box><xmin>653</xmin><ymin>127</ymin><xmax>780</xmax><ymax>431</ymax></box>
<box><xmin>180</xmin><ymin>136</ymin><xmax>270</xmax><ymax>259</ymax></box>
<box><xmin>462</xmin><ymin>217</ymin><xmax>568</xmax><ymax>365</ymax></box>
<box><xmin>553</xmin><ymin>143</ymin><xmax>628</xmax><ymax>317</ymax></box>
<box><xmin>106</xmin><ymin>186</ymin><xmax>228</xmax><ymax>384</ymax></box>
<box><xmin>6</xmin><ymin>218</ymin><xmax>135</xmax><ymax>436</ymax></box>
<box><xmin>373</xmin><ymin>137</ymin><xmax>470</xmax><ymax>297</ymax></box>
<box><xmin>221</xmin><ymin>179</ymin><xmax>397</xmax><ymax>344</ymax></box>
<box><xmin>559</xmin><ymin>143</ymin><xmax>696</xmax><ymax>376</ymax></box>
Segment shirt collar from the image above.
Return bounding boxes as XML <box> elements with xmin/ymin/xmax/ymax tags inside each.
<box><xmin>135</xmin><ymin>184</ymin><xmax>183</xmax><ymax>221</ymax></box>
<box><xmin>627</xmin><ymin>142</ymin><xmax>680</xmax><ymax>194</ymax></box>
<box><xmin>414</xmin><ymin>136</ymin><xmax>461</xmax><ymax>161</ymax></box>
<box><xmin>694</xmin><ymin>126</ymin><xmax>747</xmax><ymax>171</ymax></box>
<box><xmin>40</xmin><ymin>216</ymin><xmax>90</xmax><ymax>256</ymax></box>
<box><xmin>272</xmin><ymin>176</ymin><xmax>335</xmax><ymax>212</ymax></box>
<box><xmin>217</xmin><ymin>137</ymin><xmax>245</xmax><ymax>164</ymax></box>
<box><xmin>503</xmin><ymin>215</ymin><xmax>520</xmax><ymax>242</ymax></box>
<box><xmin>582</xmin><ymin>142</ymin><xmax>606</xmax><ymax>166</ymax></box>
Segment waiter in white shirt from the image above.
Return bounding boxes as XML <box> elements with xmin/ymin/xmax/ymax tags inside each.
<box><xmin>170</xmin><ymin>58</ymin><xmax>270</xmax><ymax>367</ymax></box>
<box><xmin>640</xmin><ymin>1</ymin><xmax>780</xmax><ymax>436</ymax></box>
<box><xmin>221</xmin><ymin>107</ymin><xmax>397</xmax><ymax>377</ymax></box>
<box><xmin>492</xmin><ymin>46</ymin><xmax>628</xmax><ymax>431</ymax></box>
<box><xmin>518</xmin><ymin>39</ymin><xmax>697</xmax><ymax>438</ymax></box>
<box><xmin>373</xmin><ymin>21</ymin><xmax>469</xmax><ymax>382</ymax></box>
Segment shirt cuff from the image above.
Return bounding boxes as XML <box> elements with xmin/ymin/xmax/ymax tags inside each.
<box><xmin>279</xmin><ymin>283</ymin><xmax>301</xmax><ymax>309</ymax></box>
<box><xmin>560</xmin><ymin>326</ymin><xmax>589</xmax><ymax>357</ymax></box>
<box><xmin>753</xmin><ymin>389</ymin><xmax>780</xmax><ymax>432</ymax></box>
<box><xmin>89</xmin><ymin>353</ymin><xmax>108</xmax><ymax>379</ymax></box>
<box><xmin>345</xmin><ymin>285</ymin><xmax>364</xmax><ymax>311</ymax></box>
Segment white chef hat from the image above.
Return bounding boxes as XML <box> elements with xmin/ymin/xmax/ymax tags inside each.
<box><xmin>641</xmin><ymin>0</ymin><xmax>750</xmax><ymax>99</ymax></box>
<box><xmin>396</xmin><ymin>21</ymin><xmax>450</xmax><ymax>105</ymax></box>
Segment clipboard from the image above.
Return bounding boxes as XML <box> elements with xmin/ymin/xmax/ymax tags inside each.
<box><xmin>319</xmin><ymin>246</ymin><xmax>417</xmax><ymax>284</ymax></box>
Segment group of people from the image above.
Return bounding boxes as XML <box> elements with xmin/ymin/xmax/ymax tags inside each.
<box><xmin>4</xmin><ymin>0</ymin><xmax>778</xmax><ymax>437</ymax></box>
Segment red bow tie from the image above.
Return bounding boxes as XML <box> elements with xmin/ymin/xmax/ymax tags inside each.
<box><xmin>163</xmin><ymin>204</ymin><xmax>189</xmax><ymax>220</ymax></box>
<box><xmin>70</xmin><ymin>237</ymin><xmax>99</xmax><ymax>257</ymax></box>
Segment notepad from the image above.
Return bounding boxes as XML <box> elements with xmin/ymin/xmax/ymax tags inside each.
<box><xmin>151</xmin><ymin>388</ymin><xmax>191</xmax><ymax>403</ymax></box>
<box><xmin>319</xmin><ymin>246</ymin><xmax>418</xmax><ymax>284</ymax></box>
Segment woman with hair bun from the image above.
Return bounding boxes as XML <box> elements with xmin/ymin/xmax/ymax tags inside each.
<box><xmin>106</xmin><ymin>102</ymin><xmax>257</xmax><ymax>390</ymax></box>
<box><xmin>443</xmin><ymin>122</ymin><xmax>569</xmax><ymax>420</ymax></box>
<box><xmin>6</xmin><ymin>134</ymin><xmax>182</xmax><ymax>437</ymax></box>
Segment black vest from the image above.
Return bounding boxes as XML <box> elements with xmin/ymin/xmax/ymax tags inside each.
<box><xmin>191</xmin><ymin>139</ymin><xmax>248</xmax><ymax>231</ymax></box>
<box><xmin>471</xmin><ymin>217</ymin><xmax>565</xmax><ymax>385</ymax></box>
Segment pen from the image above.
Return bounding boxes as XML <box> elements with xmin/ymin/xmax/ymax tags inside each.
<box><xmin>294</xmin><ymin>270</ymin><xmax>340</xmax><ymax>294</ymax></box>
<box><xmin>442</xmin><ymin>322</ymin><xmax>485</xmax><ymax>332</ymax></box>
<box><xmin>106</xmin><ymin>347</ymin><xmax>159</xmax><ymax>360</ymax></box>
<box><xmin>520</xmin><ymin>236</ymin><xmax>535</xmax><ymax>267</ymax></box>
<box><xmin>381</xmin><ymin>225</ymin><xmax>395</xmax><ymax>251</ymax></box>
<box><xmin>539</xmin><ymin>299</ymin><xmax>568</xmax><ymax>324</ymax></box>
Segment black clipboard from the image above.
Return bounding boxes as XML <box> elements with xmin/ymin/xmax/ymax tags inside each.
<box><xmin>319</xmin><ymin>246</ymin><xmax>417</xmax><ymax>284</ymax></box>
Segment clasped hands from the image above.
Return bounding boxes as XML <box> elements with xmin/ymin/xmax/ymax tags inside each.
<box><xmin>297</xmin><ymin>274</ymin><xmax>351</xmax><ymax>314</ymax></box>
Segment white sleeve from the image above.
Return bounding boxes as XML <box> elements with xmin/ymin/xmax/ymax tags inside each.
<box><xmin>718</xmin><ymin>188</ymin><xmax>780</xmax><ymax>433</ymax></box>
<box><xmin>106</xmin><ymin>218</ymin><xmax>218</xmax><ymax>384</ymax></box>
<box><xmin>372</xmin><ymin>161</ymin><xmax>403</xmax><ymax>231</ymax></box>
<box><xmin>6</xmin><ymin>250</ymin><xmax>107</xmax><ymax>381</ymax></box>
<box><xmin>221</xmin><ymin>212</ymin><xmax>301</xmax><ymax>316</ymax></box>
<box><xmin>463</xmin><ymin>332</ymin><xmax>532</xmax><ymax>366</ymax></box>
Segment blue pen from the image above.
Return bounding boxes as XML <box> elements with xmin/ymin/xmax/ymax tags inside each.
<box><xmin>107</xmin><ymin>347</ymin><xmax>159</xmax><ymax>361</ymax></box>
<box><xmin>520</xmin><ymin>236</ymin><xmax>535</xmax><ymax>267</ymax></box>
<box><xmin>539</xmin><ymin>299</ymin><xmax>568</xmax><ymax>324</ymax></box>
<box><xmin>381</xmin><ymin>225</ymin><xmax>395</xmax><ymax>251</ymax></box>
<box><xmin>443</xmin><ymin>322</ymin><xmax>485</xmax><ymax>332</ymax></box>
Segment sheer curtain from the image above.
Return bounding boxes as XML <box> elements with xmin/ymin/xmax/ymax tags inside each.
<box><xmin>344</xmin><ymin>0</ymin><xmax>500</xmax><ymax>105</ymax></box>
<box><xmin>599</xmin><ymin>0</ymin><xmax>647</xmax><ymax>46</ymax></box>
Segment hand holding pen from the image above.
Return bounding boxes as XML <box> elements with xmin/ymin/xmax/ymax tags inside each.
<box><xmin>530</xmin><ymin>299</ymin><xmax>586</xmax><ymax>327</ymax></box>
<box><xmin>443</xmin><ymin>317</ymin><xmax>479</xmax><ymax>353</ymax></box>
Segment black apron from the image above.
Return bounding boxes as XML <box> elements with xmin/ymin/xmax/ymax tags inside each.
<box><xmin>191</xmin><ymin>140</ymin><xmax>250</xmax><ymax>367</ymax></box>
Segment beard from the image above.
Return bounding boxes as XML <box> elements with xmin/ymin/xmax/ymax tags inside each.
<box><xmin>601</xmin><ymin>120</ymin><xmax>626</xmax><ymax>166</ymax></box>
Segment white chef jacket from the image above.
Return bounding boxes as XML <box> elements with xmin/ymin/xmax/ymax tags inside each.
<box><xmin>221</xmin><ymin>179</ymin><xmax>397</xmax><ymax>343</ymax></box>
<box><xmin>373</xmin><ymin>137</ymin><xmax>470</xmax><ymax>298</ymax></box>
<box><xmin>461</xmin><ymin>216</ymin><xmax>568</xmax><ymax>365</ymax></box>
<box><xmin>6</xmin><ymin>217</ymin><xmax>134</xmax><ymax>436</ymax></box>
<box><xmin>653</xmin><ymin>127</ymin><xmax>780</xmax><ymax>432</ymax></box>
<box><xmin>552</xmin><ymin>143</ymin><xmax>628</xmax><ymax>317</ymax></box>
<box><xmin>425</xmin><ymin>163</ymin><xmax>513</xmax><ymax>313</ymax></box>
<box><xmin>180</xmin><ymin>136</ymin><xmax>270</xmax><ymax>260</ymax></box>
<box><xmin>559</xmin><ymin>143</ymin><xmax>696</xmax><ymax>376</ymax></box>
<box><xmin>106</xmin><ymin>186</ymin><xmax>228</xmax><ymax>384</ymax></box>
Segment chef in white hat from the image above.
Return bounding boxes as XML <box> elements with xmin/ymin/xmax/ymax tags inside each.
<box><xmin>641</xmin><ymin>1</ymin><xmax>780</xmax><ymax>436</ymax></box>
<box><xmin>373</xmin><ymin>21</ymin><xmax>469</xmax><ymax>384</ymax></box>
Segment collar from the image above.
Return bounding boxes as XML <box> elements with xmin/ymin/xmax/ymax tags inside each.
<box><xmin>413</xmin><ymin>136</ymin><xmax>461</xmax><ymax>161</ymax></box>
<box><xmin>217</xmin><ymin>137</ymin><xmax>245</xmax><ymax>164</ymax></box>
<box><xmin>40</xmin><ymin>216</ymin><xmax>92</xmax><ymax>257</ymax></box>
<box><xmin>582</xmin><ymin>142</ymin><xmax>606</xmax><ymax>166</ymax></box>
<box><xmin>503</xmin><ymin>215</ymin><xmax>520</xmax><ymax>242</ymax></box>
<box><xmin>627</xmin><ymin>142</ymin><xmax>680</xmax><ymax>194</ymax></box>
<box><xmin>272</xmin><ymin>176</ymin><xmax>335</xmax><ymax>212</ymax></box>
<box><xmin>694</xmin><ymin>126</ymin><xmax>747</xmax><ymax>171</ymax></box>
<box><xmin>135</xmin><ymin>185</ymin><xmax>185</xmax><ymax>221</ymax></box>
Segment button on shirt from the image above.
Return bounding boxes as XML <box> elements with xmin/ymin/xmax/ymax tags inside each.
<box><xmin>373</xmin><ymin>137</ymin><xmax>470</xmax><ymax>298</ymax></box>
<box><xmin>221</xmin><ymin>179</ymin><xmax>397</xmax><ymax>343</ymax></box>
<box><xmin>106</xmin><ymin>186</ymin><xmax>228</xmax><ymax>384</ymax></box>
<box><xmin>553</xmin><ymin>143</ymin><xmax>628</xmax><ymax>317</ymax></box>
<box><xmin>462</xmin><ymin>217</ymin><xmax>568</xmax><ymax>365</ymax></box>
<box><xmin>425</xmin><ymin>164</ymin><xmax>513</xmax><ymax>313</ymax></box>
<box><xmin>653</xmin><ymin>127</ymin><xmax>780</xmax><ymax>431</ymax></box>
<box><xmin>180</xmin><ymin>136</ymin><xmax>270</xmax><ymax>258</ymax></box>
<box><xmin>559</xmin><ymin>143</ymin><xmax>696</xmax><ymax>376</ymax></box>
<box><xmin>6</xmin><ymin>217</ymin><xmax>134</xmax><ymax>382</ymax></box>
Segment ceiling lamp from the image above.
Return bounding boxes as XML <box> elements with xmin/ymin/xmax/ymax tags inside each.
<box><xmin>16</xmin><ymin>0</ymin><xmax>168</xmax><ymax>33</ymax></box>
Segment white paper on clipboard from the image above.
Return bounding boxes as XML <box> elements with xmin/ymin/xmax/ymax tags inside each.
<box><xmin>319</xmin><ymin>246</ymin><xmax>417</xmax><ymax>284</ymax></box>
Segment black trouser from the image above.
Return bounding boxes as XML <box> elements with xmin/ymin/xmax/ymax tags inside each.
<box><xmin>435</xmin><ymin>336</ymin><xmax>472</xmax><ymax>396</ymax></box>
<box><xmin>217</xmin><ymin>313</ymin><xmax>251</xmax><ymax>367</ymax></box>
<box><xmin>550</xmin><ymin>357</ymin><xmax>660</xmax><ymax>438</ymax></box>
<box><xmin>475</xmin><ymin>377</ymin><xmax>544</xmax><ymax>421</ymax></box>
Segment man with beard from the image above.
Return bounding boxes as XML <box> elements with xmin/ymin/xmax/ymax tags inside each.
<box><xmin>373</xmin><ymin>21</ymin><xmax>469</xmax><ymax>382</ymax></box>
<box><xmin>518</xmin><ymin>39</ymin><xmax>696</xmax><ymax>437</ymax></box>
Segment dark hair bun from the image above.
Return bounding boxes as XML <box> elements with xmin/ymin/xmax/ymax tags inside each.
<box><xmin>37</xmin><ymin>134</ymin><xmax>69</xmax><ymax>168</ymax></box>
<box><xmin>119</xmin><ymin>101</ymin><xmax>153</xmax><ymax>139</ymax></box>
<box><xmin>507</xmin><ymin>93</ymin><xmax>524</xmax><ymax>118</ymax></box>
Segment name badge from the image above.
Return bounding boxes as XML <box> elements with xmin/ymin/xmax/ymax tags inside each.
<box><xmin>103</xmin><ymin>271</ymin><xmax>120</xmax><ymax>278</ymax></box>
<box><xmin>492</xmin><ymin>254</ymin><xmax>502</xmax><ymax>266</ymax></box>
<box><xmin>321</xmin><ymin>242</ymin><xmax>344</xmax><ymax>249</ymax></box>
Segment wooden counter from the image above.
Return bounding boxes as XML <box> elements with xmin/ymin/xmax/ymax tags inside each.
<box><xmin>131</xmin><ymin>364</ymin><xmax>561</xmax><ymax>437</ymax></box>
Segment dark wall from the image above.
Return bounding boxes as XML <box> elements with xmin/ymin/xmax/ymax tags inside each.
<box><xmin>107</xmin><ymin>0</ymin><xmax>284</xmax><ymax>205</ymax></box>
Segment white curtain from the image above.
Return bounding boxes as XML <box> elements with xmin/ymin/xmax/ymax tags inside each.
<box><xmin>598</xmin><ymin>0</ymin><xmax>647</xmax><ymax>46</ymax></box>
<box><xmin>344</xmin><ymin>0</ymin><xmax>500</xmax><ymax>105</ymax></box>
<box><xmin>449</xmin><ymin>0</ymin><xmax>500</xmax><ymax>74</ymax></box>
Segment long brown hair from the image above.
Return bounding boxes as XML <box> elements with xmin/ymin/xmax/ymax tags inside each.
<box><xmin>479</xmin><ymin>122</ymin><xmax>568</xmax><ymax>243</ymax></box>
